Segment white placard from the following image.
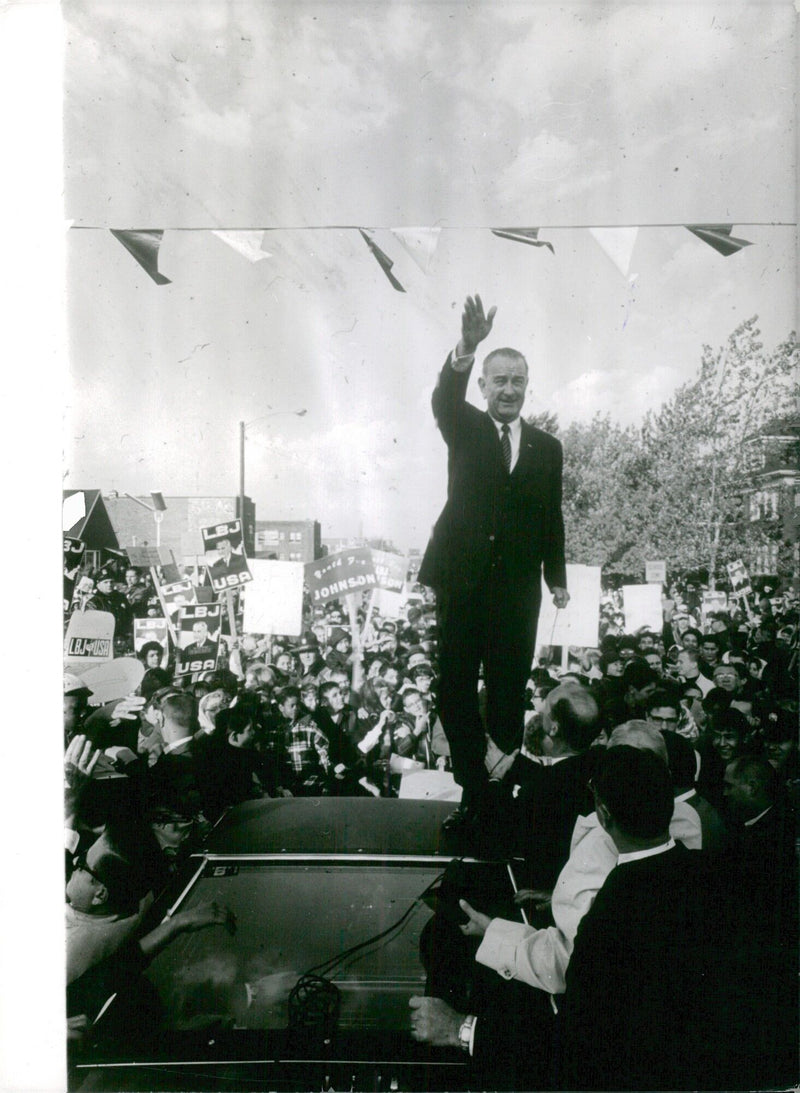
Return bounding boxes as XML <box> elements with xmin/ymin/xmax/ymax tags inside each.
<box><xmin>243</xmin><ymin>559</ymin><xmax>304</xmax><ymax>636</ymax></box>
<box><xmin>536</xmin><ymin>564</ymin><xmax>602</xmax><ymax>650</ymax></box>
<box><xmin>622</xmin><ymin>584</ymin><xmax>664</xmax><ymax>633</ymax></box>
<box><xmin>645</xmin><ymin>560</ymin><xmax>667</xmax><ymax>584</ymax></box>
<box><xmin>398</xmin><ymin>770</ymin><xmax>462</xmax><ymax>801</ymax></box>
<box><xmin>372</xmin><ymin>587</ymin><xmax>407</xmax><ymax>619</ymax></box>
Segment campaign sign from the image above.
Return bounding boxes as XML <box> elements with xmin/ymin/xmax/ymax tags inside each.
<box><xmin>134</xmin><ymin>619</ymin><xmax>169</xmax><ymax>668</ymax></box>
<box><xmin>701</xmin><ymin>590</ymin><xmax>728</xmax><ymax>623</ymax></box>
<box><xmin>202</xmin><ymin>519</ymin><xmax>253</xmax><ymax>593</ymax></box>
<box><xmin>64</xmin><ymin>536</ymin><xmax>86</xmax><ymax>611</ymax></box>
<box><xmin>371</xmin><ymin>549</ymin><xmax>407</xmax><ymax>593</ymax></box>
<box><xmin>537</xmin><ymin>565</ymin><xmax>603</xmax><ymax>651</ymax></box>
<box><xmin>157</xmin><ymin>578</ymin><xmax>197</xmax><ymax>626</ymax></box>
<box><xmin>726</xmin><ymin>559</ymin><xmax>752</xmax><ymax>598</ymax></box>
<box><xmin>372</xmin><ymin>587</ymin><xmax>407</xmax><ymax>619</ymax></box>
<box><xmin>305</xmin><ymin>547</ymin><xmax>377</xmax><ymax>605</ymax></box>
<box><xmin>645</xmin><ymin>560</ymin><xmax>667</xmax><ymax>585</ymax></box>
<box><xmin>244</xmin><ymin>559</ymin><xmax>304</xmax><ymax>636</ymax></box>
<box><xmin>64</xmin><ymin>610</ymin><xmax>115</xmax><ymax>673</ymax></box>
<box><xmin>176</xmin><ymin>604</ymin><xmax>221</xmax><ymax>677</ymax></box>
<box><xmin>621</xmin><ymin>584</ymin><xmax>664</xmax><ymax>634</ymax></box>
<box><xmin>64</xmin><ymin>536</ymin><xmax>85</xmax><ymax>578</ymax></box>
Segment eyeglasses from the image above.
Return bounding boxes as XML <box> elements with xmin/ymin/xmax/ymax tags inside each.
<box><xmin>648</xmin><ymin>714</ymin><xmax>679</xmax><ymax>726</ymax></box>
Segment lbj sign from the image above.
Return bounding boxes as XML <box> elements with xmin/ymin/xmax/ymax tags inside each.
<box><xmin>64</xmin><ymin>610</ymin><xmax>115</xmax><ymax>673</ymax></box>
<box><xmin>305</xmin><ymin>548</ymin><xmax>377</xmax><ymax>604</ymax></box>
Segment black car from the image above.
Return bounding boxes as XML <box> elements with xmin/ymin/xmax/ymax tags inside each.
<box><xmin>71</xmin><ymin>797</ymin><xmax>525</xmax><ymax>1092</ymax></box>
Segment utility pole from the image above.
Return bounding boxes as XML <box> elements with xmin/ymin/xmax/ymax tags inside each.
<box><xmin>239</xmin><ymin>419</ymin><xmax>246</xmax><ymax>545</ymax></box>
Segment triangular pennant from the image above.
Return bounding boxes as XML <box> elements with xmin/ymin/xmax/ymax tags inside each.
<box><xmin>389</xmin><ymin>227</ymin><xmax>441</xmax><ymax>273</ymax></box>
<box><xmin>588</xmin><ymin>227</ymin><xmax>639</xmax><ymax>278</ymax></box>
<box><xmin>685</xmin><ymin>225</ymin><xmax>753</xmax><ymax>257</ymax></box>
<box><xmin>358</xmin><ymin>228</ymin><xmax>406</xmax><ymax>292</ymax></box>
<box><xmin>211</xmin><ymin>230</ymin><xmax>272</xmax><ymax>262</ymax></box>
<box><xmin>63</xmin><ymin>491</ymin><xmax>87</xmax><ymax>532</ymax></box>
<box><xmin>110</xmin><ymin>230</ymin><xmax>171</xmax><ymax>284</ymax></box>
<box><xmin>491</xmin><ymin>228</ymin><xmax>554</xmax><ymax>254</ymax></box>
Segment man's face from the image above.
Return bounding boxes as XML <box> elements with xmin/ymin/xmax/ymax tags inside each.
<box><xmin>711</xmin><ymin>727</ymin><xmax>740</xmax><ymax>763</ymax></box>
<box><xmin>301</xmin><ymin>688</ymin><xmax>317</xmax><ymax>711</ymax></box>
<box><xmin>192</xmin><ymin>622</ymin><xmax>209</xmax><ymax>643</ymax></box>
<box><xmin>299</xmin><ymin>650</ymin><xmax>316</xmax><ymax>669</ymax></box>
<box><xmin>125</xmin><ymin>569</ymin><xmax>137</xmax><ymax>586</ymax></box>
<box><xmin>414</xmin><ymin>672</ymin><xmax>432</xmax><ymax>694</ymax></box>
<box><xmin>712</xmin><ymin>665</ymin><xmax>739</xmax><ymax>693</ymax></box>
<box><xmin>323</xmin><ymin>686</ymin><xmax>344</xmax><ymax>713</ymax></box>
<box><xmin>276</xmin><ymin>653</ymin><xmax>293</xmax><ymax>673</ymax></box>
<box><xmin>676</xmin><ymin>651</ymin><xmax>696</xmax><ymax>678</ymax></box>
<box><xmin>331</xmin><ymin>674</ymin><xmax>350</xmax><ymax>701</ymax></box>
<box><xmin>638</xmin><ymin>635</ymin><xmax>655</xmax><ymax>654</ymax></box>
<box><xmin>66</xmin><ymin>838</ymin><xmax>108</xmax><ymax>912</ymax></box>
<box><xmin>403</xmin><ymin>692</ymin><xmax>425</xmax><ymax>718</ymax></box>
<box><xmin>478</xmin><ymin>352</ymin><xmax>528</xmax><ymax>423</ymax></box>
<box><xmin>63</xmin><ymin>694</ymin><xmax>86</xmax><ymax>736</ymax></box>
<box><xmin>644</xmin><ymin>652</ymin><xmax>663</xmax><ymax>674</ymax></box>
<box><xmin>97</xmin><ymin>578</ymin><xmax>112</xmax><ymax>593</ymax></box>
<box><xmin>699</xmin><ymin>641</ymin><xmax>719</xmax><ymax>667</ymax></box>
<box><xmin>279</xmin><ymin>696</ymin><xmax>299</xmax><ymax>720</ymax></box>
<box><xmin>218</xmin><ymin>538</ymin><xmax>232</xmax><ymax>560</ymax></box>
<box><xmin>682</xmin><ymin>632</ymin><xmax>699</xmax><ymax>653</ymax></box>
<box><xmin>647</xmin><ymin>705</ymin><xmax>680</xmax><ymax>731</ymax></box>
<box><xmin>627</xmin><ymin>681</ymin><xmax>658</xmax><ymax>710</ymax></box>
<box><xmin>619</xmin><ymin>646</ymin><xmax>636</xmax><ymax>663</ymax></box>
<box><xmin>764</xmin><ymin>737</ymin><xmax>794</xmax><ymax>771</ymax></box>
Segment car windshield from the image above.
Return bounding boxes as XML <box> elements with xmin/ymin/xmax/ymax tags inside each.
<box><xmin>146</xmin><ymin>859</ymin><xmax>443</xmax><ymax>1032</ymax></box>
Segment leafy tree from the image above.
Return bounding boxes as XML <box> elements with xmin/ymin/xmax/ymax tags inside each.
<box><xmin>526</xmin><ymin>318</ymin><xmax>799</xmax><ymax>585</ymax></box>
<box><xmin>641</xmin><ymin>317</ymin><xmax>798</xmax><ymax>584</ymax></box>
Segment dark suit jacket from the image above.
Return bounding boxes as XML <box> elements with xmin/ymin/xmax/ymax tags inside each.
<box><xmin>419</xmin><ymin>355</ymin><xmax>566</xmax><ymax>596</ymax></box>
<box><xmin>505</xmin><ymin>748</ymin><xmax>601</xmax><ymax>888</ymax></box>
<box><xmin>557</xmin><ymin>844</ymin><xmax>713</xmax><ymax>1090</ymax></box>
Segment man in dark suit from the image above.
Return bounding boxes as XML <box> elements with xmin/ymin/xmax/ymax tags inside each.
<box><xmin>419</xmin><ymin>295</ymin><xmax>568</xmax><ymax>836</ymax></box>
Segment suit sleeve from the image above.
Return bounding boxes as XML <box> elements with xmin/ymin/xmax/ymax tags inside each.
<box><xmin>543</xmin><ymin>437</ymin><xmax>567</xmax><ymax>591</ymax></box>
<box><xmin>431</xmin><ymin>354</ymin><xmax>473</xmax><ymax>445</ymax></box>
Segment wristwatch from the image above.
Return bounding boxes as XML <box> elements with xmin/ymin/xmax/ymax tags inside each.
<box><xmin>458</xmin><ymin>1014</ymin><xmax>476</xmax><ymax>1054</ymax></box>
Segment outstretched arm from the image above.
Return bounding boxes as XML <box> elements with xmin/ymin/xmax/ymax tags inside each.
<box><xmin>432</xmin><ymin>295</ymin><xmax>497</xmax><ymax>441</ymax></box>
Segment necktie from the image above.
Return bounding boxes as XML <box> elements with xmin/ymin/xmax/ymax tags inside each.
<box><xmin>500</xmin><ymin>423</ymin><xmax>512</xmax><ymax>471</ymax></box>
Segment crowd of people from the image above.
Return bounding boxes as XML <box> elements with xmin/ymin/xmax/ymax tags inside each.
<box><xmin>64</xmin><ymin>558</ymin><xmax>798</xmax><ymax>1087</ymax></box>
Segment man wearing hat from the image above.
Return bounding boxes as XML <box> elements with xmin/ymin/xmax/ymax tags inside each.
<box><xmin>294</xmin><ymin>635</ymin><xmax>326</xmax><ymax>683</ymax></box>
<box><xmin>419</xmin><ymin>295</ymin><xmax>568</xmax><ymax>841</ymax></box>
<box><xmin>89</xmin><ymin>568</ymin><xmax>133</xmax><ymax>638</ymax></box>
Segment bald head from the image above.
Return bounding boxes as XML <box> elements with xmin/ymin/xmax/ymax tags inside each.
<box><xmin>608</xmin><ymin>720</ymin><xmax>668</xmax><ymax>765</ymax></box>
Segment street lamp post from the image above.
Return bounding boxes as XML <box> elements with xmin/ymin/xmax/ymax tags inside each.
<box><xmin>239</xmin><ymin>410</ymin><xmax>307</xmax><ymax>551</ymax></box>
<box><xmin>122</xmin><ymin>491</ymin><xmax>167</xmax><ymax>547</ymax></box>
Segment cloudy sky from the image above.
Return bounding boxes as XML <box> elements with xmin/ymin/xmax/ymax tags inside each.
<box><xmin>62</xmin><ymin>0</ymin><xmax>796</xmax><ymax>550</ymax></box>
